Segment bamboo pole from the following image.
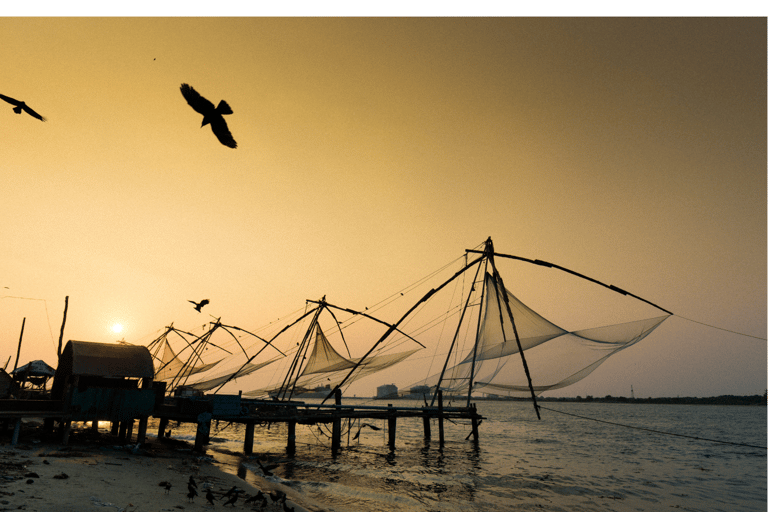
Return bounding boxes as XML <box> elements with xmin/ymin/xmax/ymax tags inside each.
<box><xmin>57</xmin><ymin>296</ymin><xmax>69</xmax><ymax>359</ymax></box>
<box><xmin>13</xmin><ymin>318</ymin><xmax>25</xmax><ymax>372</ymax></box>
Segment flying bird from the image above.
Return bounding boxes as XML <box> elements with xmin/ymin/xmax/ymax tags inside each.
<box><xmin>180</xmin><ymin>83</ymin><xmax>237</xmax><ymax>148</ymax></box>
<box><xmin>189</xmin><ymin>299</ymin><xmax>209</xmax><ymax>312</ymax></box>
<box><xmin>0</xmin><ymin>93</ymin><xmax>46</xmax><ymax>121</ymax></box>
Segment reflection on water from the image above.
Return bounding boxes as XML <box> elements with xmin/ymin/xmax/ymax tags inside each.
<box><xmin>150</xmin><ymin>400</ymin><xmax>766</xmax><ymax>512</ymax></box>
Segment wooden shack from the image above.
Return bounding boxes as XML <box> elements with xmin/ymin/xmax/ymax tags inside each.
<box><xmin>51</xmin><ymin>340</ymin><xmax>157</xmax><ymax>443</ymax></box>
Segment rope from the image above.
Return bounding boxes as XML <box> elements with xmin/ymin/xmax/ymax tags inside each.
<box><xmin>537</xmin><ymin>405</ymin><xmax>767</xmax><ymax>450</ymax></box>
<box><xmin>675</xmin><ymin>315</ymin><xmax>766</xmax><ymax>340</ymax></box>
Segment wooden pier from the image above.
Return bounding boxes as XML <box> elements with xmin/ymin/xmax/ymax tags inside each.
<box><xmin>153</xmin><ymin>389</ymin><xmax>484</xmax><ymax>454</ymax></box>
<box><xmin>2</xmin><ymin>389</ymin><xmax>484</xmax><ymax>455</ymax></box>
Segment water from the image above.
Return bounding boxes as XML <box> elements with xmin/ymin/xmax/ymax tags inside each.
<box><xmin>154</xmin><ymin>400</ymin><xmax>766</xmax><ymax>511</ymax></box>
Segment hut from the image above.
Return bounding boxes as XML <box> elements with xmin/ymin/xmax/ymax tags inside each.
<box><xmin>0</xmin><ymin>369</ymin><xmax>15</xmax><ymax>398</ymax></box>
<box><xmin>51</xmin><ymin>340</ymin><xmax>157</xmax><ymax>443</ymax></box>
<box><xmin>11</xmin><ymin>360</ymin><xmax>55</xmax><ymax>398</ymax></box>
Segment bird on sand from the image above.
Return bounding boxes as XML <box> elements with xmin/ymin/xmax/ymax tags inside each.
<box><xmin>222</xmin><ymin>486</ymin><xmax>242</xmax><ymax>499</ymax></box>
<box><xmin>189</xmin><ymin>299</ymin><xmax>209</xmax><ymax>312</ymax></box>
<box><xmin>187</xmin><ymin>487</ymin><xmax>198</xmax><ymax>502</ymax></box>
<box><xmin>256</xmin><ymin>460</ymin><xmax>278</xmax><ymax>477</ymax></box>
<box><xmin>189</xmin><ymin>475</ymin><xmax>198</xmax><ymax>488</ymax></box>
<box><xmin>244</xmin><ymin>491</ymin><xmax>267</xmax><ymax>506</ymax></box>
<box><xmin>223</xmin><ymin>490</ymin><xmax>240</xmax><ymax>507</ymax></box>
<box><xmin>206</xmin><ymin>489</ymin><xmax>217</xmax><ymax>505</ymax></box>
<box><xmin>163</xmin><ymin>482</ymin><xmax>172</xmax><ymax>494</ymax></box>
<box><xmin>180</xmin><ymin>83</ymin><xmax>237</xmax><ymax>148</ymax></box>
<box><xmin>0</xmin><ymin>93</ymin><xmax>46</xmax><ymax>121</ymax></box>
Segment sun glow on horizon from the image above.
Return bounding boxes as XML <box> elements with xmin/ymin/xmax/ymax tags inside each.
<box><xmin>111</xmin><ymin>323</ymin><xmax>124</xmax><ymax>334</ymax></box>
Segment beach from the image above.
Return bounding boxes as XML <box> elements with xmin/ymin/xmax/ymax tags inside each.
<box><xmin>0</xmin><ymin>422</ymin><xmax>313</xmax><ymax>512</ymax></box>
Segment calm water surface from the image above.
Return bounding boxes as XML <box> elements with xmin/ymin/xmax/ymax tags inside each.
<box><xmin>159</xmin><ymin>400</ymin><xmax>766</xmax><ymax>511</ymax></box>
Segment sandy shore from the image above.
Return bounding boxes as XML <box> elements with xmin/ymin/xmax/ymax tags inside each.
<box><xmin>0</xmin><ymin>423</ymin><xmax>314</xmax><ymax>512</ymax></box>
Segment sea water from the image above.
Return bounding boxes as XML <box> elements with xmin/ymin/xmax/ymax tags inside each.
<box><xmin>156</xmin><ymin>400</ymin><xmax>766</xmax><ymax>511</ymax></box>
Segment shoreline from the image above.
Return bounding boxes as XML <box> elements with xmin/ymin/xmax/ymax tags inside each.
<box><xmin>0</xmin><ymin>422</ymin><xmax>318</xmax><ymax>512</ymax></box>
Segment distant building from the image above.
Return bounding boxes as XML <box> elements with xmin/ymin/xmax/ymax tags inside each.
<box><xmin>376</xmin><ymin>384</ymin><xmax>398</xmax><ymax>399</ymax></box>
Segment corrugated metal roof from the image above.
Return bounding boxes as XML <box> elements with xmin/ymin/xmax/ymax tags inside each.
<box><xmin>60</xmin><ymin>340</ymin><xmax>154</xmax><ymax>379</ymax></box>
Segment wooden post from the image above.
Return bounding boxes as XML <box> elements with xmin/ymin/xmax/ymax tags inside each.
<box><xmin>194</xmin><ymin>412</ymin><xmax>212</xmax><ymax>452</ymax></box>
<box><xmin>11</xmin><ymin>418</ymin><xmax>22</xmax><ymax>445</ymax></box>
<box><xmin>331</xmin><ymin>388</ymin><xmax>342</xmax><ymax>455</ymax></box>
<box><xmin>244</xmin><ymin>422</ymin><xmax>255</xmax><ymax>455</ymax></box>
<box><xmin>157</xmin><ymin>417</ymin><xmax>169</xmax><ymax>438</ymax></box>
<box><xmin>437</xmin><ymin>390</ymin><xmax>445</xmax><ymax>447</ymax></box>
<box><xmin>91</xmin><ymin>420</ymin><xmax>99</xmax><ymax>432</ymax></box>
<box><xmin>137</xmin><ymin>417</ymin><xmax>148</xmax><ymax>444</ymax></box>
<box><xmin>422</xmin><ymin>410</ymin><xmax>431</xmax><ymax>440</ymax></box>
<box><xmin>118</xmin><ymin>421</ymin><xmax>128</xmax><ymax>442</ymax></box>
<box><xmin>13</xmin><ymin>318</ymin><xmax>25</xmax><ymax>372</ymax></box>
<box><xmin>287</xmin><ymin>420</ymin><xmax>296</xmax><ymax>454</ymax></box>
<box><xmin>58</xmin><ymin>296</ymin><xmax>69</xmax><ymax>360</ymax></box>
<box><xmin>126</xmin><ymin>420</ymin><xmax>135</xmax><ymax>443</ymax></box>
<box><xmin>110</xmin><ymin>421</ymin><xmax>119</xmax><ymax>436</ymax></box>
<box><xmin>387</xmin><ymin>404</ymin><xmax>396</xmax><ymax>450</ymax></box>
<box><xmin>61</xmin><ymin>421</ymin><xmax>72</xmax><ymax>445</ymax></box>
<box><xmin>470</xmin><ymin>404</ymin><xmax>480</xmax><ymax>443</ymax></box>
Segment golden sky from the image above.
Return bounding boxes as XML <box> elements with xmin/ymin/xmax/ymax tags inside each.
<box><xmin>1</xmin><ymin>18</ymin><xmax>765</xmax><ymax>398</ymax></box>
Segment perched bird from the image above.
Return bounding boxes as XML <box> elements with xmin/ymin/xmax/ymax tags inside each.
<box><xmin>244</xmin><ymin>491</ymin><xmax>267</xmax><ymax>505</ymax></box>
<box><xmin>223</xmin><ymin>490</ymin><xmax>239</xmax><ymax>507</ymax></box>
<box><xmin>189</xmin><ymin>299</ymin><xmax>209</xmax><ymax>312</ymax></box>
<box><xmin>269</xmin><ymin>490</ymin><xmax>286</xmax><ymax>505</ymax></box>
<box><xmin>180</xmin><ymin>83</ymin><xmax>237</xmax><ymax>148</ymax></box>
<box><xmin>187</xmin><ymin>487</ymin><xmax>198</xmax><ymax>502</ymax></box>
<box><xmin>256</xmin><ymin>460</ymin><xmax>278</xmax><ymax>477</ymax></box>
<box><xmin>222</xmin><ymin>486</ymin><xmax>240</xmax><ymax>499</ymax></box>
<box><xmin>164</xmin><ymin>482</ymin><xmax>172</xmax><ymax>494</ymax></box>
<box><xmin>206</xmin><ymin>489</ymin><xmax>217</xmax><ymax>505</ymax></box>
<box><xmin>0</xmin><ymin>93</ymin><xmax>46</xmax><ymax>121</ymax></box>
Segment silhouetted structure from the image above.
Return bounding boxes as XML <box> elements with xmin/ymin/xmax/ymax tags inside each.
<box><xmin>0</xmin><ymin>93</ymin><xmax>46</xmax><ymax>121</ymax></box>
<box><xmin>180</xmin><ymin>84</ymin><xmax>237</xmax><ymax>148</ymax></box>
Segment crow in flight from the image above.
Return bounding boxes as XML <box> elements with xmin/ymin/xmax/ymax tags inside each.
<box><xmin>0</xmin><ymin>93</ymin><xmax>46</xmax><ymax>121</ymax></box>
<box><xmin>180</xmin><ymin>83</ymin><xmax>237</xmax><ymax>148</ymax></box>
<box><xmin>189</xmin><ymin>299</ymin><xmax>209</xmax><ymax>312</ymax></box>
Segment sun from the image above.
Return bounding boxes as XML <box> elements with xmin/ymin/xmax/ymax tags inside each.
<box><xmin>111</xmin><ymin>323</ymin><xmax>124</xmax><ymax>334</ymax></box>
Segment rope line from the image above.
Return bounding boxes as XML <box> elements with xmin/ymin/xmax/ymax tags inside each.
<box><xmin>675</xmin><ymin>315</ymin><xmax>766</xmax><ymax>340</ymax></box>
<box><xmin>537</xmin><ymin>405</ymin><xmax>767</xmax><ymax>450</ymax></box>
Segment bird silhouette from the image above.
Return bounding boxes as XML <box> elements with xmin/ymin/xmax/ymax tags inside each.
<box><xmin>189</xmin><ymin>299</ymin><xmax>209</xmax><ymax>312</ymax></box>
<box><xmin>223</xmin><ymin>490</ymin><xmax>239</xmax><ymax>507</ymax></box>
<box><xmin>0</xmin><ymin>93</ymin><xmax>46</xmax><ymax>121</ymax></box>
<box><xmin>187</xmin><ymin>487</ymin><xmax>198</xmax><ymax>502</ymax></box>
<box><xmin>163</xmin><ymin>482</ymin><xmax>172</xmax><ymax>494</ymax></box>
<box><xmin>180</xmin><ymin>83</ymin><xmax>237</xmax><ymax>148</ymax></box>
<box><xmin>188</xmin><ymin>476</ymin><xmax>198</xmax><ymax>488</ymax></box>
<box><xmin>244</xmin><ymin>491</ymin><xmax>267</xmax><ymax>506</ymax></box>
<box><xmin>222</xmin><ymin>486</ymin><xmax>240</xmax><ymax>499</ymax></box>
<box><xmin>206</xmin><ymin>489</ymin><xmax>217</xmax><ymax>505</ymax></box>
<box><xmin>256</xmin><ymin>460</ymin><xmax>278</xmax><ymax>477</ymax></box>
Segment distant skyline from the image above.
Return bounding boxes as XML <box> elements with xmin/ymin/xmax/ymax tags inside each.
<box><xmin>1</xmin><ymin>17</ymin><xmax>765</xmax><ymax>399</ymax></box>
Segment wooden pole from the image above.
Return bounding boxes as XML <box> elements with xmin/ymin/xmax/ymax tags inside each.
<box><xmin>437</xmin><ymin>390</ymin><xmax>445</xmax><ymax>447</ymax></box>
<box><xmin>157</xmin><ymin>417</ymin><xmax>169</xmax><ymax>438</ymax></box>
<box><xmin>331</xmin><ymin>388</ymin><xmax>342</xmax><ymax>455</ymax></box>
<box><xmin>58</xmin><ymin>296</ymin><xmax>69</xmax><ymax>359</ymax></box>
<box><xmin>13</xmin><ymin>318</ymin><xmax>26</xmax><ymax>372</ymax></box>
<box><xmin>422</xmin><ymin>409</ymin><xmax>431</xmax><ymax>441</ymax></box>
<box><xmin>387</xmin><ymin>404</ymin><xmax>396</xmax><ymax>450</ymax></box>
<box><xmin>287</xmin><ymin>420</ymin><xmax>296</xmax><ymax>454</ymax></box>
<box><xmin>244</xmin><ymin>422</ymin><xmax>255</xmax><ymax>455</ymax></box>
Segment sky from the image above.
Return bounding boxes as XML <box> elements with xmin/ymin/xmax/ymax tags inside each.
<box><xmin>1</xmin><ymin>17</ymin><xmax>765</xmax><ymax>399</ymax></box>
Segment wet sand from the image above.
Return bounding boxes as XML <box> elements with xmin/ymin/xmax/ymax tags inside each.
<box><xmin>0</xmin><ymin>424</ymin><xmax>312</xmax><ymax>512</ymax></box>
